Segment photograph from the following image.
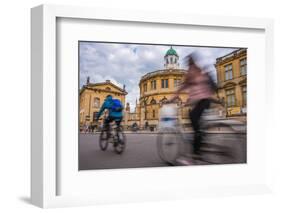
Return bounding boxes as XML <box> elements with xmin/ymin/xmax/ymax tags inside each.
<box><xmin>78</xmin><ymin>41</ymin><xmax>247</xmax><ymax>170</ymax></box>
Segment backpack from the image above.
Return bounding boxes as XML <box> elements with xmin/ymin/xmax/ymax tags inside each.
<box><xmin>110</xmin><ymin>99</ymin><xmax>123</xmax><ymax>112</ymax></box>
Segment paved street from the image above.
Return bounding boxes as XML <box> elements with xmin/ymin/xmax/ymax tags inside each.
<box><xmin>79</xmin><ymin>132</ymin><xmax>246</xmax><ymax>170</ymax></box>
<box><xmin>79</xmin><ymin>133</ymin><xmax>167</xmax><ymax>170</ymax></box>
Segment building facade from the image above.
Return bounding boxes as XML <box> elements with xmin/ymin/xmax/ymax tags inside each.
<box><xmin>123</xmin><ymin>100</ymin><xmax>141</xmax><ymax>129</ymax></box>
<box><xmin>79</xmin><ymin>78</ymin><xmax>127</xmax><ymax>128</ymax></box>
<box><xmin>79</xmin><ymin>47</ymin><xmax>247</xmax><ymax>132</ymax></box>
<box><xmin>134</xmin><ymin>47</ymin><xmax>191</xmax><ymax>129</ymax></box>
<box><xmin>215</xmin><ymin>48</ymin><xmax>247</xmax><ymax>120</ymax></box>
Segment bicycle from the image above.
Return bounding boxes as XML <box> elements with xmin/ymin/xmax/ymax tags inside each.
<box><xmin>157</xmin><ymin>103</ymin><xmax>246</xmax><ymax>165</ymax></box>
<box><xmin>99</xmin><ymin>122</ymin><xmax>126</xmax><ymax>154</ymax></box>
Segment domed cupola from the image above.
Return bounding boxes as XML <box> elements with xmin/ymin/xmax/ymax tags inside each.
<box><xmin>164</xmin><ymin>46</ymin><xmax>180</xmax><ymax>69</ymax></box>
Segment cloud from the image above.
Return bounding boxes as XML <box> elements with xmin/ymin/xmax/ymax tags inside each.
<box><xmin>80</xmin><ymin>42</ymin><xmax>238</xmax><ymax>111</ymax></box>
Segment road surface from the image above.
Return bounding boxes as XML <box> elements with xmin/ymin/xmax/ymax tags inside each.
<box><xmin>79</xmin><ymin>132</ymin><xmax>246</xmax><ymax>170</ymax></box>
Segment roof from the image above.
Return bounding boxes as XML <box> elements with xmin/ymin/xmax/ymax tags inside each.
<box><xmin>165</xmin><ymin>47</ymin><xmax>178</xmax><ymax>57</ymax></box>
<box><xmin>80</xmin><ymin>80</ymin><xmax>127</xmax><ymax>95</ymax></box>
<box><xmin>140</xmin><ymin>69</ymin><xmax>186</xmax><ymax>82</ymax></box>
<box><xmin>215</xmin><ymin>48</ymin><xmax>247</xmax><ymax>65</ymax></box>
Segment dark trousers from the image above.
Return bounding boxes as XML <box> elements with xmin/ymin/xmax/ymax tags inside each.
<box><xmin>189</xmin><ymin>99</ymin><xmax>211</xmax><ymax>154</ymax></box>
<box><xmin>104</xmin><ymin>116</ymin><xmax>122</xmax><ymax>131</ymax></box>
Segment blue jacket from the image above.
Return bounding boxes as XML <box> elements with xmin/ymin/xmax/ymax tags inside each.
<box><xmin>96</xmin><ymin>96</ymin><xmax>123</xmax><ymax>119</ymax></box>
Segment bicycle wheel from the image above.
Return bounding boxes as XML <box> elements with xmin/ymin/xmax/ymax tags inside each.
<box><xmin>114</xmin><ymin>130</ymin><xmax>126</xmax><ymax>154</ymax></box>
<box><xmin>201</xmin><ymin>123</ymin><xmax>246</xmax><ymax>164</ymax></box>
<box><xmin>157</xmin><ymin>129</ymin><xmax>183</xmax><ymax>165</ymax></box>
<box><xmin>99</xmin><ymin>130</ymin><xmax>109</xmax><ymax>151</ymax></box>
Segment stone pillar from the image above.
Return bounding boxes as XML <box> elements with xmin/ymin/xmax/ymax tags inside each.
<box><xmin>235</xmin><ymin>85</ymin><xmax>242</xmax><ymax>109</ymax></box>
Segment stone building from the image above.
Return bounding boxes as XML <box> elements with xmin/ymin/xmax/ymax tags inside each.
<box><xmin>79</xmin><ymin>47</ymin><xmax>247</xmax><ymax>132</ymax></box>
<box><xmin>215</xmin><ymin>48</ymin><xmax>247</xmax><ymax>121</ymax></box>
<box><xmin>123</xmin><ymin>100</ymin><xmax>141</xmax><ymax>129</ymax></box>
<box><xmin>136</xmin><ymin>47</ymin><xmax>190</xmax><ymax>130</ymax></box>
<box><xmin>79</xmin><ymin>78</ymin><xmax>127</xmax><ymax>128</ymax></box>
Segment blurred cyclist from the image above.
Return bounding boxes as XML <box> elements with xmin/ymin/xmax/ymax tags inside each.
<box><xmin>170</xmin><ymin>52</ymin><xmax>217</xmax><ymax>155</ymax></box>
<box><xmin>96</xmin><ymin>95</ymin><xmax>124</xmax><ymax>141</ymax></box>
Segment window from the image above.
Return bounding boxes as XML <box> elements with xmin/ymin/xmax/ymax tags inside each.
<box><xmin>226</xmin><ymin>89</ymin><xmax>235</xmax><ymax>107</ymax></box>
<box><xmin>174</xmin><ymin>79</ymin><xmax>181</xmax><ymax>88</ymax></box>
<box><xmin>144</xmin><ymin>83</ymin><xmax>147</xmax><ymax>92</ymax></box>
<box><xmin>166</xmin><ymin>58</ymin><xmax>169</xmax><ymax>64</ymax></box>
<box><xmin>170</xmin><ymin>57</ymin><xmax>173</xmax><ymax>64</ymax></box>
<box><xmin>225</xmin><ymin>64</ymin><xmax>233</xmax><ymax>80</ymax></box>
<box><xmin>152</xmin><ymin>110</ymin><xmax>156</xmax><ymax>118</ymax></box>
<box><xmin>242</xmin><ymin>86</ymin><xmax>247</xmax><ymax>106</ymax></box>
<box><xmin>151</xmin><ymin>80</ymin><xmax>156</xmax><ymax>90</ymax></box>
<box><xmin>240</xmin><ymin>58</ymin><xmax>247</xmax><ymax>75</ymax></box>
<box><xmin>93</xmin><ymin>97</ymin><xmax>100</xmax><ymax>108</ymax></box>
<box><xmin>105</xmin><ymin>87</ymin><xmax>111</xmax><ymax>91</ymax></box>
<box><xmin>161</xmin><ymin>79</ymin><xmax>169</xmax><ymax>88</ymax></box>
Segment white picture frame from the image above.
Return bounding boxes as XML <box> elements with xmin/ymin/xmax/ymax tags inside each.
<box><xmin>31</xmin><ymin>4</ymin><xmax>274</xmax><ymax>208</ymax></box>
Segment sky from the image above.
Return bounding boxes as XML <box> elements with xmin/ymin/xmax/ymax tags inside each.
<box><xmin>79</xmin><ymin>42</ymin><xmax>238</xmax><ymax>111</ymax></box>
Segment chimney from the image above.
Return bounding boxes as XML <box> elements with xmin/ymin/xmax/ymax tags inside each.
<box><xmin>86</xmin><ymin>76</ymin><xmax>90</xmax><ymax>85</ymax></box>
<box><xmin>106</xmin><ymin>80</ymin><xmax>110</xmax><ymax>83</ymax></box>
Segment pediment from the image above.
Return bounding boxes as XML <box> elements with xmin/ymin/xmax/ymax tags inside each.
<box><xmin>223</xmin><ymin>81</ymin><xmax>237</xmax><ymax>88</ymax></box>
<box><xmin>238</xmin><ymin>78</ymin><xmax>247</xmax><ymax>85</ymax></box>
<box><xmin>87</xmin><ymin>81</ymin><xmax>126</xmax><ymax>94</ymax></box>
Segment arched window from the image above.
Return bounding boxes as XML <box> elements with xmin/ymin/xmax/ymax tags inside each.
<box><xmin>105</xmin><ymin>87</ymin><xmax>111</xmax><ymax>91</ymax></box>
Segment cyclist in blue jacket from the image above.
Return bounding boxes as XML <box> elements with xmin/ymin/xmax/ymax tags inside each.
<box><xmin>96</xmin><ymin>95</ymin><xmax>123</xmax><ymax>134</ymax></box>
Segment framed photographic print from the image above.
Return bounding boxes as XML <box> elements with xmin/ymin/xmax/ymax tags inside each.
<box><xmin>31</xmin><ymin>4</ymin><xmax>274</xmax><ymax>208</ymax></box>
